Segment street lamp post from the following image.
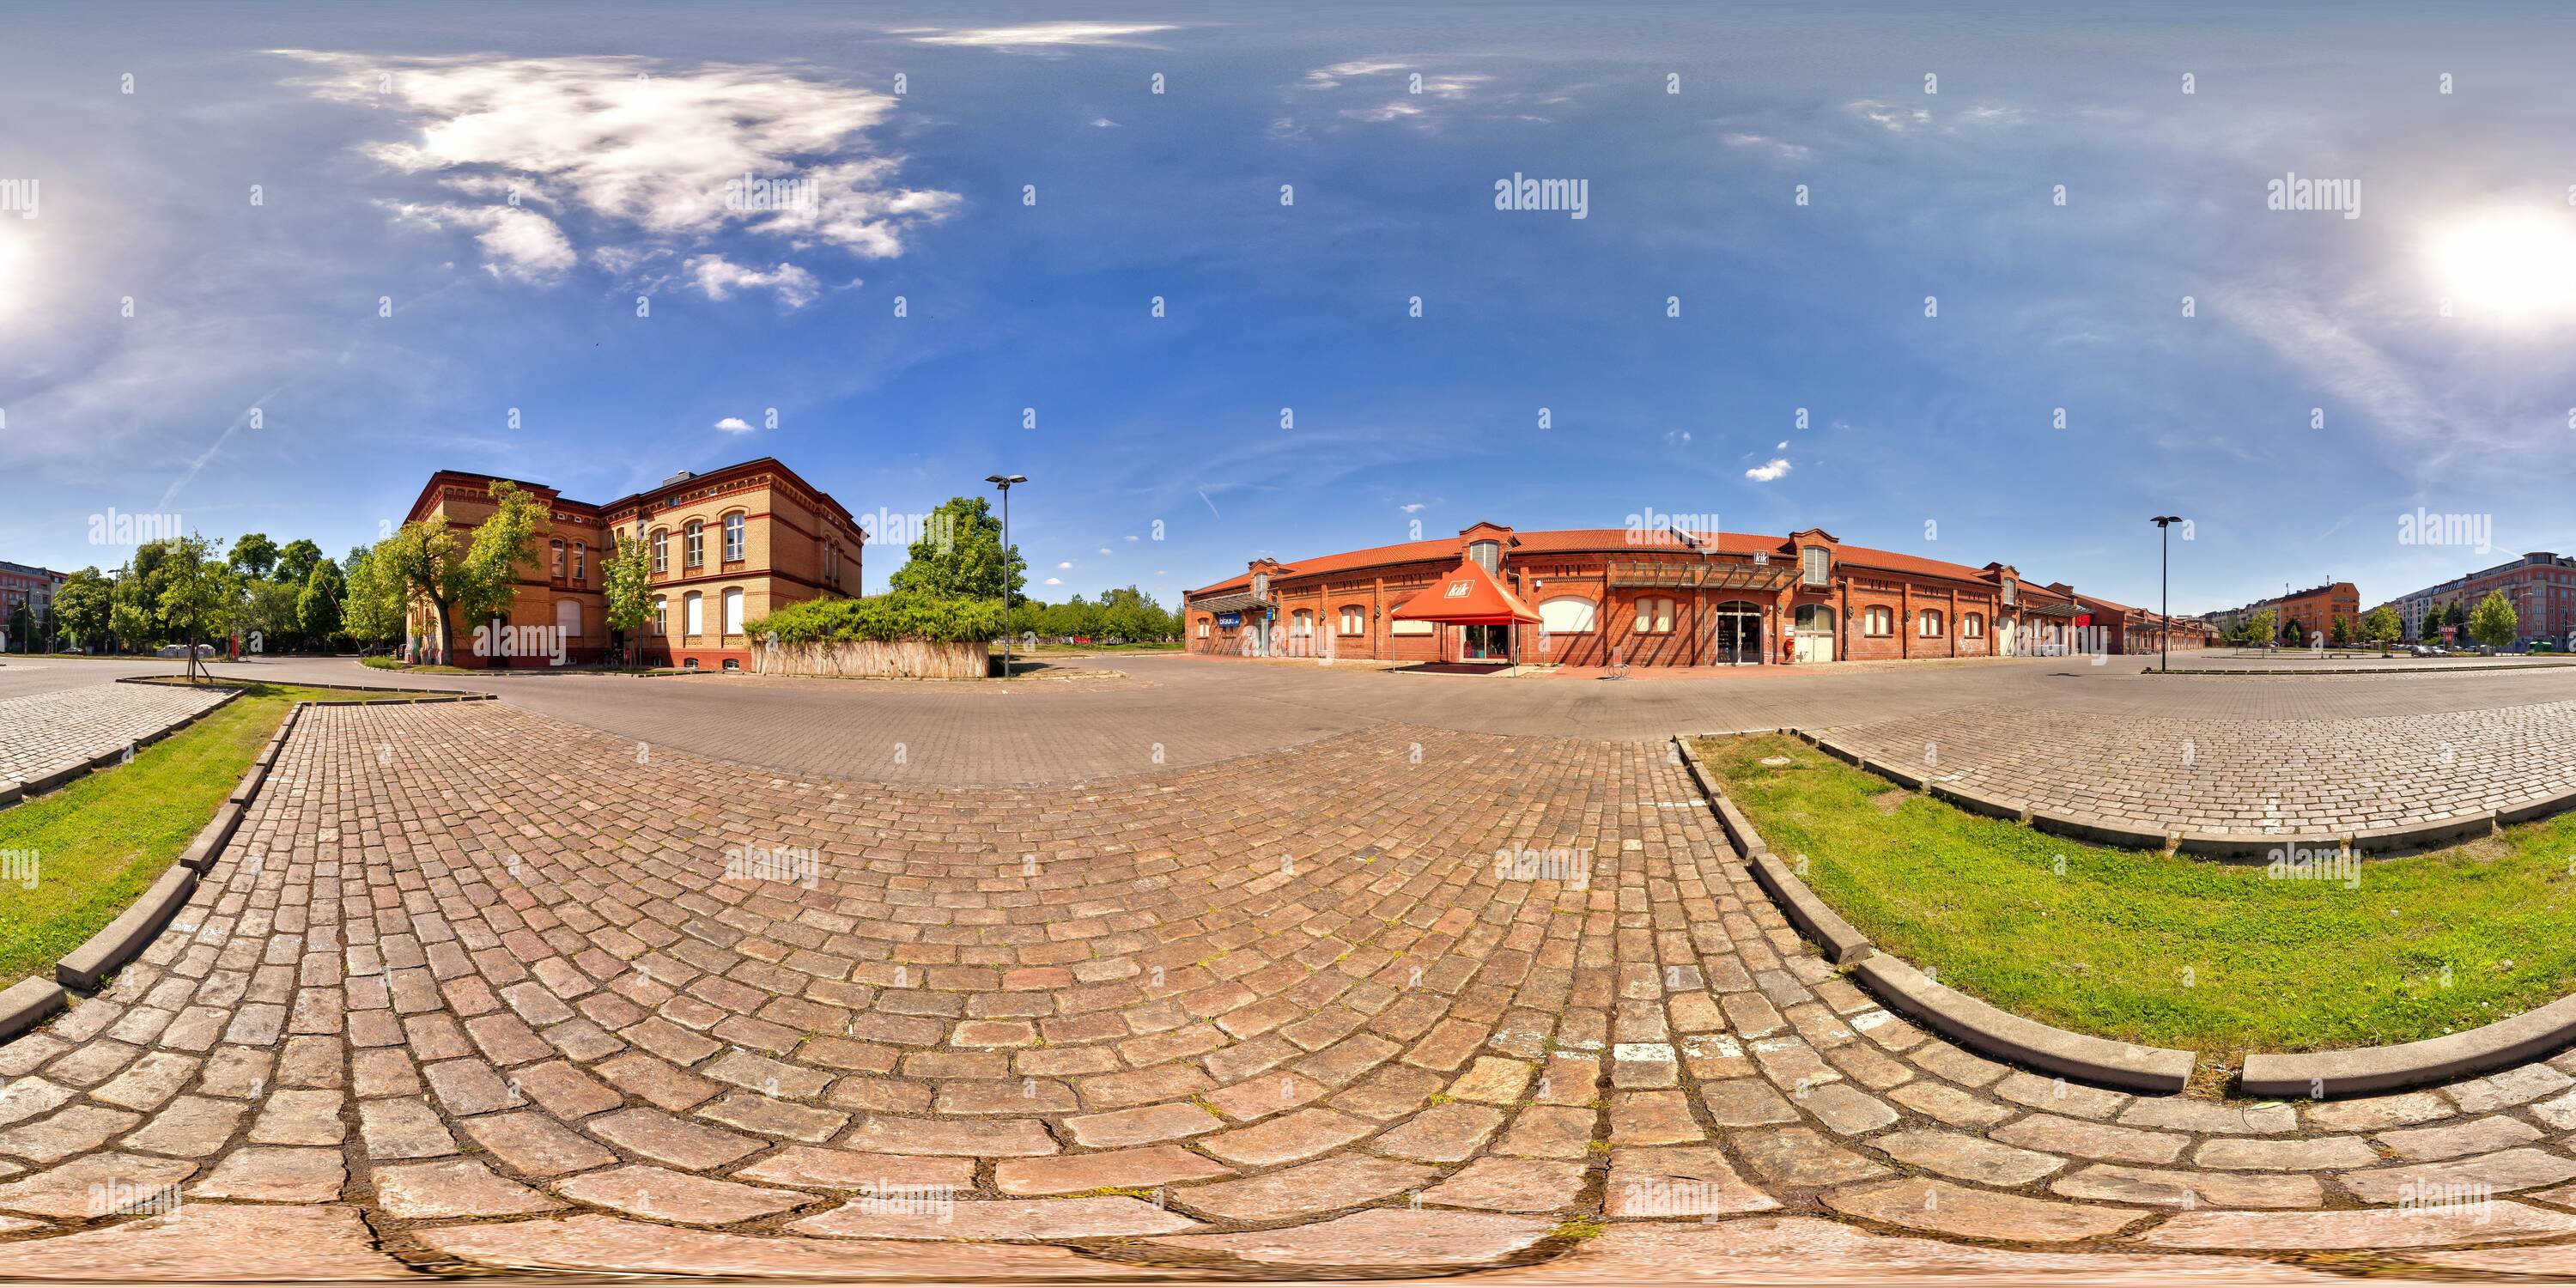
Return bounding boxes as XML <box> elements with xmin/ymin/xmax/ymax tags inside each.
<box><xmin>986</xmin><ymin>474</ymin><xmax>1027</xmax><ymax>677</ymax></box>
<box><xmin>2150</xmin><ymin>516</ymin><xmax>2183</xmax><ymax>672</ymax></box>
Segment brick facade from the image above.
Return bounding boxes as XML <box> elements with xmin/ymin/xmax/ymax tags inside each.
<box><xmin>2383</xmin><ymin>552</ymin><xmax>2576</xmax><ymax>647</ymax></box>
<box><xmin>404</xmin><ymin>459</ymin><xmax>863</xmax><ymax>670</ymax></box>
<box><xmin>1185</xmin><ymin>526</ymin><xmax>2200</xmax><ymax>666</ymax></box>
<box><xmin>2208</xmin><ymin>581</ymin><xmax>2360</xmax><ymax>645</ymax></box>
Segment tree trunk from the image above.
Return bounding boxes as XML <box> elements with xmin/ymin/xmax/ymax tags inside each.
<box><xmin>432</xmin><ymin>598</ymin><xmax>454</xmax><ymax>668</ymax></box>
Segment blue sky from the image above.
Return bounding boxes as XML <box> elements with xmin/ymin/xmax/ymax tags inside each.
<box><xmin>4</xmin><ymin>2</ymin><xmax>2574</xmax><ymax>614</ymax></box>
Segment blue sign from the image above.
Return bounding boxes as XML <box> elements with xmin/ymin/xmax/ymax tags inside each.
<box><xmin>1215</xmin><ymin>612</ymin><xmax>1242</xmax><ymax>628</ymax></box>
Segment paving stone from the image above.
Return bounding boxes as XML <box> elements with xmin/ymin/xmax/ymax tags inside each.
<box><xmin>0</xmin><ymin>1105</ymin><xmax>142</xmax><ymax>1163</ymax></box>
<box><xmin>459</xmin><ymin>1111</ymin><xmax>618</xmax><ymax>1178</ymax></box>
<box><xmin>1875</xmin><ymin>1128</ymin><xmax>2066</xmax><ymax>1187</ymax></box>
<box><xmin>2301</xmin><ymin>1090</ymin><xmax>2456</xmax><ymax>1133</ymax></box>
<box><xmin>2143</xmin><ymin>1202</ymin><xmax>2576</xmax><ymax>1249</ymax></box>
<box><xmin>0</xmin><ymin>1153</ymin><xmax>197</xmax><ymax>1218</ymax></box>
<box><xmin>2192</xmin><ymin>1135</ymin><xmax>2381</xmax><ymax>1171</ymax></box>
<box><xmin>1795</xmin><ymin>1082</ymin><xmax>1899</xmax><ymax>1135</ymax></box>
<box><xmin>1995</xmin><ymin>1071</ymin><xmax>2130</xmax><ymax>1121</ymax></box>
<box><xmin>1698</xmin><ymin>1078</ymin><xmax>1798</xmax><ymax>1127</ymax></box>
<box><xmin>793</xmin><ymin>1195</ymin><xmax>1201</xmax><ymax>1240</ymax></box>
<box><xmin>1603</xmin><ymin>1145</ymin><xmax>1781</xmax><ymax>1217</ymax></box>
<box><xmin>1372</xmin><ymin>1101</ymin><xmax>1505</xmax><ymax>1162</ymax></box>
<box><xmin>553</xmin><ymin>1163</ymin><xmax>817</xmax><ymax>1224</ymax></box>
<box><xmin>587</xmin><ymin>1106</ymin><xmax>763</xmax><ymax>1170</ymax></box>
<box><xmin>247</xmin><ymin>1089</ymin><xmax>346</xmax><ymax>1146</ymax></box>
<box><xmin>1488</xmin><ymin>1215</ymin><xmax>2336</xmax><ymax>1285</ymax></box>
<box><xmin>189</xmin><ymin>1146</ymin><xmax>347</xmax><ymax>1202</ymax></box>
<box><xmin>1138</xmin><ymin>1208</ymin><xmax>1552</xmax><ymax>1269</ymax></box>
<box><xmin>2116</xmin><ymin>1098</ymin><xmax>2296</xmax><ymax>1135</ymax></box>
<box><xmin>359</xmin><ymin>1097</ymin><xmax>459</xmax><ymax>1159</ymax></box>
<box><xmin>2445</xmin><ymin>1063</ymin><xmax>2573</xmax><ymax>1114</ymax></box>
<box><xmin>842</xmin><ymin>1114</ymin><xmax>1057</xmax><ymax>1157</ymax></box>
<box><xmin>1888</xmin><ymin>1080</ymin><xmax>2015</xmax><ymax>1128</ymax></box>
<box><xmin>993</xmin><ymin>1145</ymin><xmax>1230</xmax><ymax>1195</ymax></box>
<box><xmin>1991</xmin><ymin>1113</ymin><xmax>2186</xmax><ymax>1165</ymax></box>
<box><xmin>1730</xmin><ymin>1127</ymin><xmax>1892</xmax><ymax>1188</ymax></box>
<box><xmin>2049</xmin><ymin>1163</ymin><xmax>2323</xmax><ymax>1209</ymax></box>
<box><xmin>696</xmin><ymin>1090</ymin><xmax>851</xmax><ymax>1143</ymax></box>
<box><xmin>0</xmin><ymin>1201</ymin><xmax>401</xmax><ymax>1279</ymax></box>
<box><xmin>1824</xmin><ymin>1178</ymin><xmax>2148</xmax><ymax>1243</ymax></box>
<box><xmin>2337</xmin><ymin>1148</ymin><xmax>2576</xmax><ymax>1203</ymax></box>
<box><xmin>374</xmin><ymin>1157</ymin><xmax>568</xmax><ymax>1218</ymax></box>
<box><xmin>1498</xmin><ymin>1104</ymin><xmax>1598</xmax><ymax>1158</ymax></box>
<box><xmin>2374</xmin><ymin>1114</ymin><xmax>2542</xmax><ymax>1162</ymax></box>
<box><xmin>416</xmin><ymin>1212</ymin><xmax>1157</xmax><ymax>1279</ymax></box>
<box><xmin>119</xmin><ymin>1096</ymin><xmax>246</xmax><ymax>1158</ymax></box>
<box><xmin>1066</xmin><ymin>1101</ymin><xmax>1222</xmax><ymax>1148</ymax></box>
<box><xmin>1201</xmin><ymin>1108</ymin><xmax>1375</xmax><ymax>1167</ymax></box>
<box><xmin>1419</xmin><ymin>1157</ymin><xmax>1589</xmax><ymax>1212</ymax></box>
<box><xmin>1170</xmin><ymin>1155</ymin><xmax>1432</xmax><ymax>1223</ymax></box>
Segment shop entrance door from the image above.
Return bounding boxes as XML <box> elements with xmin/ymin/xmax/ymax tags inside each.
<box><xmin>1711</xmin><ymin>600</ymin><xmax>1762</xmax><ymax>665</ymax></box>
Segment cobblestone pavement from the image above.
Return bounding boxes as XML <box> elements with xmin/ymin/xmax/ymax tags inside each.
<box><xmin>0</xmin><ymin>682</ymin><xmax>228</xmax><ymax>791</ymax></box>
<box><xmin>0</xmin><ymin>700</ymin><xmax>2567</xmax><ymax>1282</ymax></box>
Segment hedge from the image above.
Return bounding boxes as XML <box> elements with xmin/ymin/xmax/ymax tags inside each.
<box><xmin>744</xmin><ymin>594</ymin><xmax>1005</xmax><ymax>645</ymax></box>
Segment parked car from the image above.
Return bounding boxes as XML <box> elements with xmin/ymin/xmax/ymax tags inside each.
<box><xmin>155</xmin><ymin>642</ymin><xmax>214</xmax><ymax>658</ymax></box>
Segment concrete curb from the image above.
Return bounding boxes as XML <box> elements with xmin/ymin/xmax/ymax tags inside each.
<box><xmin>2242</xmin><ymin>993</ymin><xmax>2576</xmax><ymax>1098</ymax></box>
<box><xmin>2151</xmin><ymin>661</ymin><xmax>2576</xmax><ymax>676</ymax></box>
<box><xmin>1854</xmin><ymin>955</ymin><xmax>2197</xmax><ymax>1094</ymax></box>
<box><xmin>0</xmin><ymin>977</ymin><xmax>65</xmax><ymax>1046</ymax></box>
<box><xmin>56</xmin><ymin>864</ymin><xmax>197</xmax><ymax>992</ymax></box>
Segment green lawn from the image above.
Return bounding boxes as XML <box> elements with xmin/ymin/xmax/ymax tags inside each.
<box><xmin>1696</xmin><ymin>732</ymin><xmax>2576</xmax><ymax>1056</ymax></box>
<box><xmin>0</xmin><ymin>683</ymin><xmax>439</xmax><ymax>984</ymax></box>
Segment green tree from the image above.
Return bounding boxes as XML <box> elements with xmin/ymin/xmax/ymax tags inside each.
<box><xmin>234</xmin><ymin>578</ymin><xmax>301</xmax><ymax>654</ymax></box>
<box><xmin>600</xmin><ymin>532</ymin><xmax>655</xmax><ymax>664</ymax></box>
<box><xmin>2361</xmin><ymin>605</ymin><xmax>2403</xmax><ymax>653</ymax></box>
<box><xmin>228</xmin><ymin>532</ymin><xmax>280</xmax><ymax>580</ymax></box>
<box><xmin>2328</xmin><ymin>613</ymin><xmax>2352</xmax><ymax>648</ymax></box>
<box><xmin>341</xmin><ymin>545</ymin><xmax>404</xmax><ymax>648</ymax></box>
<box><xmin>886</xmin><ymin>496</ymin><xmax>1024</xmax><ymax>602</ymax></box>
<box><xmin>52</xmin><ymin>568</ymin><xmax>111</xmax><ymax>651</ymax></box>
<box><xmin>297</xmin><ymin>562</ymin><xmax>345</xmax><ymax>647</ymax></box>
<box><xmin>158</xmin><ymin>532</ymin><xmax>234</xmax><ymax>683</ymax></box>
<box><xmin>2242</xmin><ymin>608</ymin><xmax>2276</xmax><ymax>648</ymax></box>
<box><xmin>378</xmin><ymin>481</ymin><xmax>544</xmax><ymax>664</ymax></box>
<box><xmin>2469</xmin><ymin>590</ymin><xmax>2519</xmax><ymax>648</ymax></box>
<box><xmin>274</xmin><ymin>538</ymin><xmax>325</xmax><ymax>586</ymax></box>
<box><xmin>3</xmin><ymin>601</ymin><xmax>31</xmax><ymax>653</ymax></box>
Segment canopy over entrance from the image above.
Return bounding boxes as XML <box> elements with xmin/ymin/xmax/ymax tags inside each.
<box><xmin>1389</xmin><ymin>559</ymin><xmax>1542</xmax><ymax>626</ymax></box>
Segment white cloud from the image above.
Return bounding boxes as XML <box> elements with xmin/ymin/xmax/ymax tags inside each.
<box><xmin>279</xmin><ymin>51</ymin><xmax>957</xmax><ymax>286</ymax></box>
<box><xmin>1042</xmin><ymin>576</ymin><xmax>1064</xmax><ymax>586</ymax></box>
<box><xmin>1302</xmin><ymin>61</ymin><xmax>1493</xmax><ymax>125</ymax></box>
<box><xmin>1097</xmin><ymin>546</ymin><xmax>1112</xmax><ymax>556</ymax></box>
<box><xmin>1398</xmin><ymin>502</ymin><xmax>1425</xmax><ymax>513</ymax></box>
<box><xmin>1124</xmin><ymin>534</ymin><xmax>1139</xmax><ymax>542</ymax></box>
<box><xmin>1746</xmin><ymin>459</ymin><xmax>1793</xmax><ymax>483</ymax></box>
<box><xmin>903</xmin><ymin>21</ymin><xmax>1176</xmax><ymax>50</ymax></box>
<box><xmin>1303</xmin><ymin>60</ymin><xmax>1409</xmax><ymax>88</ymax></box>
<box><xmin>687</xmin><ymin>256</ymin><xmax>820</xmax><ymax>307</ymax></box>
<box><xmin>1848</xmin><ymin>100</ymin><xmax>1931</xmax><ymax>132</ymax></box>
<box><xmin>1056</xmin><ymin>560</ymin><xmax>1073</xmax><ymax>568</ymax></box>
<box><xmin>714</xmin><ymin>416</ymin><xmax>753</xmax><ymax>433</ymax></box>
<box><xmin>1666</xmin><ymin>429</ymin><xmax>1692</xmax><ymax>446</ymax></box>
<box><xmin>1776</xmin><ymin>440</ymin><xmax>1789</xmax><ymax>449</ymax></box>
<box><xmin>1092</xmin><ymin>118</ymin><xmax>1118</xmax><ymax>128</ymax></box>
<box><xmin>1722</xmin><ymin>132</ymin><xmax>1814</xmax><ymax>162</ymax></box>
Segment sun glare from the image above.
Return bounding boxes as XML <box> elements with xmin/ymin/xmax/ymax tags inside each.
<box><xmin>2433</xmin><ymin>210</ymin><xmax>2576</xmax><ymax>319</ymax></box>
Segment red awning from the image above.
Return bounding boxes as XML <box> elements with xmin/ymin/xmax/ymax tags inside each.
<box><xmin>1389</xmin><ymin>560</ymin><xmax>1543</xmax><ymax>627</ymax></box>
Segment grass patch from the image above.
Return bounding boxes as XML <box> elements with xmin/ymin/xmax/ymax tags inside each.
<box><xmin>1697</xmin><ymin>732</ymin><xmax>2576</xmax><ymax>1056</ymax></box>
<box><xmin>361</xmin><ymin>656</ymin><xmax>475</xmax><ymax>674</ymax></box>
<box><xmin>0</xmin><ymin>682</ymin><xmax>442</xmax><ymax>984</ymax></box>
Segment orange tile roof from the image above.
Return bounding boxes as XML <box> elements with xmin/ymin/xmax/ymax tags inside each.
<box><xmin>1188</xmin><ymin>528</ymin><xmax>2040</xmax><ymax>599</ymax></box>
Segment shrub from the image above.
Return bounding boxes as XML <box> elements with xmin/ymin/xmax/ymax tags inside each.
<box><xmin>746</xmin><ymin>594</ymin><xmax>1005</xmax><ymax>645</ymax></box>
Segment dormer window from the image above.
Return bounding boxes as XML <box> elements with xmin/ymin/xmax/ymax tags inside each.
<box><xmin>2002</xmin><ymin>576</ymin><xmax>2018</xmax><ymax>607</ymax></box>
<box><xmin>1801</xmin><ymin>546</ymin><xmax>1827</xmax><ymax>587</ymax></box>
<box><xmin>1469</xmin><ymin>539</ymin><xmax>1501</xmax><ymax>573</ymax></box>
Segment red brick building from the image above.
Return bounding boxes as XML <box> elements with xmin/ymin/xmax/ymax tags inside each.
<box><xmin>1183</xmin><ymin>525</ymin><xmax>2190</xmax><ymax>666</ymax></box>
<box><xmin>2385</xmin><ymin>553</ymin><xmax>2576</xmax><ymax>647</ymax></box>
<box><xmin>2069</xmin><ymin>590</ymin><xmax>2215</xmax><ymax>656</ymax></box>
<box><xmin>2208</xmin><ymin>581</ymin><xmax>2360</xmax><ymax>645</ymax></box>
<box><xmin>405</xmin><ymin>459</ymin><xmax>863</xmax><ymax>670</ymax></box>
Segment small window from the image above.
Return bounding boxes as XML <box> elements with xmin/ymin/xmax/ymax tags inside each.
<box><xmin>724</xmin><ymin>513</ymin><xmax>745</xmax><ymax>562</ymax></box>
<box><xmin>1633</xmin><ymin>596</ymin><xmax>1675</xmax><ymax>635</ymax></box>
<box><xmin>573</xmin><ymin>542</ymin><xmax>586</xmax><ymax>583</ymax></box>
<box><xmin>1864</xmin><ymin>606</ymin><xmax>1893</xmax><ymax>635</ymax></box>
<box><xmin>685</xmin><ymin>520</ymin><xmax>704</xmax><ymax>568</ymax></box>
<box><xmin>721</xmin><ymin>658</ymin><xmax>739</xmax><ymax>671</ymax></box>
<box><xmin>1196</xmin><ymin>617</ymin><xmax>1211</xmax><ymax>638</ymax></box>
<box><xmin>1919</xmin><ymin>609</ymin><xmax>1944</xmax><ymax>637</ymax></box>
<box><xmin>653</xmin><ymin>597</ymin><xmax>667</xmax><ymax>636</ymax></box>
<box><xmin>550</xmin><ymin>538</ymin><xmax>566</xmax><ymax>580</ymax></box>
<box><xmin>1291</xmin><ymin>609</ymin><xmax>1315</xmax><ymax>637</ymax></box>
<box><xmin>1801</xmin><ymin>547</ymin><xmax>1828</xmax><ymax>587</ymax></box>
<box><xmin>1339</xmin><ymin>606</ymin><xmax>1365</xmax><ymax>635</ymax></box>
<box><xmin>651</xmin><ymin>529</ymin><xmax>668</xmax><ymax>574</ymax></box>
<box><xmin>1963</xmin><ymin>612</ymin><xmax>1984</xmax><ymax>638</ymax></box>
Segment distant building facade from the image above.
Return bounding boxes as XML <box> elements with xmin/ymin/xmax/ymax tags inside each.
<box><xmin>404</xmin><ymin>458</ymin><xmax>864</xmax><ymax>670</ymax></box>
<box><xmin>0</xmin><ymin>562</ymin><xmax>66</xmax><ymax>650</ymax></box>
<box><xmin>2382</xmin><ymin>552</ymin><xmax>2576</xmax><ymax>645</ymax></box>
<box><xmin>2207</xmin><ymin>582</ymin><xmax>2360</xmax><ymax>644</ymax></box>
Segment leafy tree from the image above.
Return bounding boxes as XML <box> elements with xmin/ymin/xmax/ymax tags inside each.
<box><xmin>2242</xmin><ymin>608</ymin><xmax>2275</xmax><ymax>647</ymax></box>
<box><xmin>600</xmin><ymin>532</ymin><xmax>655</xmax><ymax>663</ymax></box>
<box><xmin>274</xmin><ymin>538</ymin><xmax>325</xmax><ymax>586</ymax></box>
<box><xmin>378</xmin><ymin>481</ymin><xmax>544</xmax><ymax>664</ymax></box>
<box><xmin>3</xmin><ymin>601</ymin><xmax>31</xmax><ymax>653</ymax></box>
<box><xmin>2469</xmin><ymin>590</ymin><xmax>2519</xmax><ymax>648</ymax></box>
<box><xmin>228</xmin><ymin>532</ymin><xmax>280</xmax><ymax>580</ymax></box>
<box><xmin>885</xmin><ymin>496</ymin><xmax>1024</xmax><ymax>602</ymax></box>
<box><xmin>2328</xmin><ymin>613</ymin><xmax>2352</xmax><ymax>647</ymax></box>
<box><xmin>234</xmin><ymin>578</ymin><xmax>301</xmax><ymax>653</ymax></box>
<box><xmin>2361</xmin><ymin>605</ymin><xmax>2402</xmax><ymax>653</ymax></box>
<box><xmin>341</xmin><ymin>545</ymin><xmax>404</xmax><ymax>647</ymax></box>
<box><xmin>52</xmin><ymin>568</ymin><xmax>111</xmax><ymax>651</ymax></box>
<box><xmin>158</xmin><ymin>532</ymin><xmax>234</xmax><ymax>683</ymax></box>
<box><xmin>748</xmin><ymin>592</ymin><xmax>1005</xmax><ymax>644</ymax></box>
<box><xmin>298</xmin><ymin>562</ymin><xmax>344</xmax><ymax>647</ymax></box>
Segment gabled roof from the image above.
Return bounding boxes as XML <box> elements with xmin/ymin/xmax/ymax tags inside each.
<box><xmin>1388</xmin><ymin>559</ymin><xmax>1541</xmax><ymax>625</ymax></box>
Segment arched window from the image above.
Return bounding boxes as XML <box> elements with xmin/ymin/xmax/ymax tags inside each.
<box><xmin>723</xmin><ymin>512</ymin><xmax>745</xmax><ymax>562</ymax></box>
<box><xmin>1540</xmin><ymin>597</ymin><xmax>1598</xmax><ymax>634</ymax></box>
<box><xmin>683</xmin><ymin>591</ymin><xmax>704</xmax><ymax>638</ymax></box>
<box><xmin>1632</xmin><ymin>596</ymin><xmax>1675</xmax><ymax>635</ymax></box>
<box><xmin>1339</xmin><ymin>605</ymin><xmax>1366</xmax><ymax>635</ymax></box>
<box><xmin>1291</xmin><ymin>609</ymin><xmax>1314</xmax><ymax>637</ymax></box>
<box><xmin>651</xmin><ymin>528</ymin><xmax>668</xmax><ymax>574</ymax></box>
<box><xmin>652</xmin><ymin>596</ymin><xmax>667</xmax><ymax>635</ymax></box>
<box><xmin>555</xmin><ymin>598</ymin><xmax>582</xmax><ymax>640</ymax></box>
<box><xmin>1919</xmin><ymin>609</ymin><xmax>1944</xmax><ymax>637</ymax></box>
<box><xmin>1862</xmin><ymin>606</ymin><xmax>1893</xmax><ymax>635</ymax></box>
<box><xmin>722</xmin><ymin>587</ymin><xmax>744</xmax><ymax>636</ymax></box>
<box><xmin>684</xmin><ymin>520</ymin><xmax>704</xmax><ymax>568</ymax></box>
<box><xmin>572</xmin><ymin>542</ymin><xmax>586</xmax><ymax>583</ymax></box>
<box><xmin>550</xmin><ymin>538</ymin><xmax>566</xmax><ymax>580</ymax></box>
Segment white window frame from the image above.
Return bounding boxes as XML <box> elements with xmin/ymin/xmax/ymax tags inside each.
<box><xmin>722</xmin><ymin>587</ymin><xmax>744</xmax><ymax>636</ymax></box>
<box><xmin>685</xmin><ymin>520</ymin><xmax>704</xmax><ymax>568</ymax></box>
<box><xmin>1339</xmin><ymin>605</ymin><xmax>1366</xmax><ymax>635</ymax></box>
<box><xmin>723</xmin><ymin>513</ymin><xmax>745</xmax><ymax>562</ymax></box>
<box><xmin>1539</xmin><ymin>597</ymin><xmax>1598</xmax><ymax>635</ymax></box>
<box><xmin>652</xmin><ymin>529</ymin><xmax>668</xmax><ymax>574</ymax></box>
<box><xmin>683</xmin><ymin>591</ymin><xmax>704</xmax><ymax>637</ymax></box>
<box><xmin>1801</xmin><ymin>547</ymin><xmax>1827</xmax><ymax>587</ymax></box>
<box><xmin>1919</xmin><ymin>609</ymin><xmax>1944</xmax><ymax>638</ymax></box>
<box><xmin>1633</xmin><ymin>596</ymin><xmax>1675</xmax><ymax>635</ymax></box>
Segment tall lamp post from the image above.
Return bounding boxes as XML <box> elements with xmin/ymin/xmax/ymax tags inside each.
<box><xmin>2150</xmin><ymin>515</ymin><xmax>2183</xmax><ymax>672</ymax></box>
<box><xmin>985</xmin><ymin>474</ymin><xmax>1026</xmax><ymax>677</ymax></box>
